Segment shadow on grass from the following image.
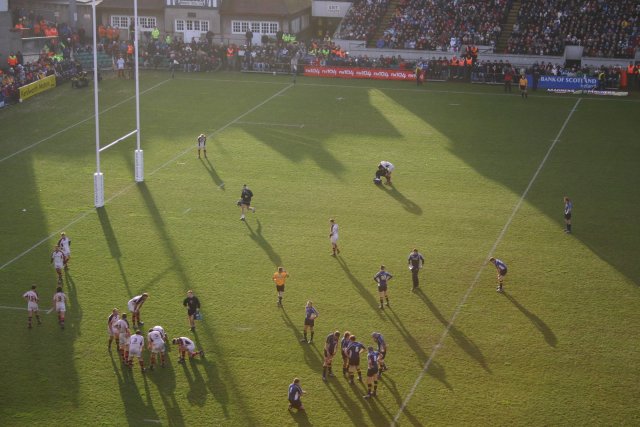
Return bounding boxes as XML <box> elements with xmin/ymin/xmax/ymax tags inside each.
<box><xmin>414</xmin><ymin>288</ymin><xmax>491</xmax><ymax>373</ymax></box>
<box><xmin>109</xmin><ymin>351</ymin><xmax>160</xmax><ymax>426</ymax></box>
<box><xmin>288</xmin><ymin>408</ymin><xmax>312</xmax><ymax>426</ymax></box>
<box><xmin>251</xmin><ymin>126</ymin><xmax>346</xmax><ymax>180</ymax></box>
<box><xmin>504</xmin><ymin>292</ymin><xmax>557</xmax><ymax>347</ymax></box>
<box><xmin>97</xmin><ymin>207</ymin><xmax>132</xmax><ymax>297</ymax></box>
<box><xmin>64</xmin><ymin>270</ymin><xmax>82</xmax><ymax>337</ymax></box>
<box><xmin>375</xmin><ymin>184</ymin><xmax>422</xmax><ymax>215</ymax></box>
<box><xmin>200</xmin><ymin>158</ymin><xmax>224</xmax><ymax>189</ymax></box>
<box><xmin>334</xmin><ymin>256</ymin><xmax>385</xmax><ymax>320</ymax></box>
<box><xmin>379</xmin><ymin>375</ymin><xmax>423</xmax><ymax>427</ymax></box>
<box><xmin>386</xmin><ymin>306</ymin><xmax>453</xmax><ymax>390</ymax></box>
<box><xmin>244</xmin><ymin>219</ymin><xmax>282</xmax><ymax>267</ymax></box>
<box><xmin>147</xmin><ymin>352</ymin><xmax>185</xmax><ymax>427</ymax></box>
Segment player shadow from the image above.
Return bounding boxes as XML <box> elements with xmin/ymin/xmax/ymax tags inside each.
<box><xmin>147</xmin><ymin>353</ymin><xmax>185</xmax><ymax>427</ymax></box>
<box><xmin>180</xmin><ymin>360</ymin><xmax>208</xmax><ymax>407</ymax></box>
<box><xmin>97</xmin><ymin>206</ymin><xmax>132</xmax><ymax>297</ymax></box>
<box><xmin>379</xmin><ymin>375</ymin><xmax>424</xmax><ymax>427</ymax></box>
<box><xmin>200</xmin><ymin>158</ymin><xmax>225</xmax><ymax>189</ymax></box>
<box><xmin>504</xmin><ymin>292</ymin><xmax>557</xmax><ymax>348</ymax></box>
<box><xmin>188</xmin><ymin>322</ymin><xmax>257</xmax><ymax>425</ymax></box>
<box><xmin>280</xmin><ymin>307</ymin><xmax>323</xmax><ymax>373</ymax></box>
<box><xmin>375</xmin><ymin>184</ymin><xmax>422</xmax><ymax>215</ymax></box>
<box><xmin>244</xmin><ymin>219</ymin><xmax>283</xmax><ymax>267</ymax></box>
<box><xmin>386</xmin><ymin>306</ymin><xmax>453</xmax><ymax>390</ymax></box>
<box><xmin>323</xmin><ymin>374</ymin><xmax>365</xmax><ymax>425</ymax></box>
<box><xmin>414</xmin><ymin>288</ymin><xmax>491</xmax><ymax>373</ymax></box>
<box><xmin>288</xmin><ymin>408</ymin><xmax>312</xmax><ymax>426</ymax></box>
<box><xmin>334</xmin><ymin>257</ymin><xmax>385</xmax><ymax>320</ymax></box>
<box><xmin>109</xmin><ymin>351</ymin><xmax>160</xmax><ymax>426</ymax></box>
<box><xmin>63</xmin><ymin>270</ymin><xmax>83</xmax><ymax>337</ymax></box>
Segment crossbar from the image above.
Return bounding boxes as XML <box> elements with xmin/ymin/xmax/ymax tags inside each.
<box><xmin>99</xmin><ymin>129</ymin><xmax>138</xmax><ymax>153</ymax></box>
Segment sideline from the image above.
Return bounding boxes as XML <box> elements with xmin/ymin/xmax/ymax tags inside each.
<box><xmin>391</xmin><ymin>98</ymin><xmax>582</xmax><ymax>426</ymax></box>
<box><xmin>0</xmin><ymin>84</ymin><xmax>294</xmax><ymax>271</ymax></box>
<box><xmin>0</xmin><ymin>79</ymin><xmax>170</xmax><ymax>164</ymax></box>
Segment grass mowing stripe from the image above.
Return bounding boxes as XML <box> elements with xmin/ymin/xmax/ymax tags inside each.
<box><xmin>391</xmin><ymin>97</ymin><xmax>582</xmax><ymax>426</ymax></box>
<box><xmin>0</xmin><ymin>79</ymin><xmax>170</xmax><ymax>164</ymax></box>
<box><xmin>0</xmin><ymin>83</ymin><xmax>293</xmax><ymax>271</ymax></box>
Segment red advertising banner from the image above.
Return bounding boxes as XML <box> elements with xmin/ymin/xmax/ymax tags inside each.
<box><xmin>303</xmin><ymin>66</ymin><xmax>415</xmax><ymax>81</ymax></box>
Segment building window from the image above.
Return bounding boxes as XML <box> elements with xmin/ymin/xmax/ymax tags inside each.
<box><xmin>231</xmin><ymin>20</ymin><xmax>278</xmax><ymax>35</ymax></box>
<box><xmin>111</xmin><ymin>16</ymin><xmax>130</xmax><ymax>29</ymax></box>
<box><xmin>176</xmin><ymin>20</ymin><xmax>184</xmax><ymax>31</ymax></box>
<box><xmin>111</xmin><ymin>15</ymin><xmax>156</xmax><ymax>29</ymax></box>
<box><xmin>201</xmin><ymin>21</ymin><xmax>209</xmax><ymax>32</ymax></box>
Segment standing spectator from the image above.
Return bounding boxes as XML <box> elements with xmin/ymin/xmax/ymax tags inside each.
<box><xmin>408</xmin><ymin>248</ymin><xmax>425</xmax><ymax>290</ymax></box>
<box><xmin>51</xmin><ymin>245</ymin><xmax>65</xmax><ymax>284</ymax></box>
<box><xmin>151</xmin><ymin>26</ymin><xmax>160</xmax><ymax>42</ymax></box>
<box><xmin>127</xmin><ymin>293</ymin><xmax>149</xmax><ymax>329</ymax></box>
<box><xmin>245</xmin><ymin>29</ymin><xmax>253</xmax><ymax>48</ymax></box>
<box><xmin>347</xmin><ymin>335</ymin><xmax>365</xmax><ymax>384</ymax></box>
<box><xmin>116</xmin><ymin>56</ymin><xmax>125</xmax><ymax>78</ymax></box>
<box><xmin>183</xmin><ymin>290</ymin><xmax>201</xmax><ymax>332</ymax></box>
<box><xmin>272</xmin><ymin>266</ymin><xmax>289</xmax><ymax>307</ymax></box>
<box><xmin>148</xmin><ymin>327</ymin><xmax>166</xmax><ymax>369</ymax></box>
<box><xmin>197</xmin><ymin>133</ymin><xmax>207</xmax><ymax>159</ymax></box>
<box><xmin>238</xmin><ymin>184</ymin><xmax>256</xmax><ymax>221</ymax></box>
<box><xmin>563</xmin><ymin>196</ymin><xmax>573</xmax><ymax>234</ymax></box>
<box><xmin>329</xmin><ymin>218</ymin><xmax>340</xmax><ymax>256</ymax></box>
<box><xmin>340</xmin><ymin>331</ymin><xmax>352</xmax><ymax>378</ymax></box>
<box><xmin>57</xmin><ymin>231</ymin><xmax>71</xmax><ymax>268</ymax></box>
<box><xmin>127</xmin><ymin>330</ymin><xmax>146</xmax><ymax>373</ymax></box>
<box><xmin>172</xmin><ymin>336</ymin><xmax>204</xmax><ymax>363</ymax></box>
<box><xmin>519</xmin><ymin>75</ymin><xmax>528</xmax><ymax>99</ymax></box>
<box><xmin>52</xmin><ymin>286</ymin><xmax>67</xmax><ymax>329</ymax></box>
<box><xmin>371</xmin><ymin>332</ymin><xmax>388</xmax><ymax>377</ymax></box>
<box><xmin>115</xmin><ymin>313</ymin><xmax>131</xmax><ymax>362</ymax></box>
<box><xmin>23</xmin><ymin>285</ymin><xmax>41</xmax><ymax>328</ymax></box>
<box><xmin>301</xmin><ymin>300</ymin><xmax>319</xmax><ymax>343</ymax></box>
<box><xmin>322</xmin><ymin>330</ymin><xmax>341</xmax><ymax>381</ymax></box>
<box><xmin>107</xmin><ymin>308</ymin><xmax>120</xmax><ymax>350</ymax></box>
<box><xmin>287</xmin><ymin>378</ymin><xmax>305</xmax><ymax>411</ymax></box>
<box><xmin>363</xmin><ymin>346</ymin><xmax>380</xmax><ymax>399</ymax></box>
<box><xmin>373</xmin><ymin>265</ymin><xmax>393</xmax><ymax>309</ymax></box>
<box><xmin>489</xmin><ymin>257</ymin><xmax>508</xmax><ymax>293</ymax></box>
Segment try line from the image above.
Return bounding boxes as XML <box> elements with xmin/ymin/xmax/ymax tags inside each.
<box><xmin>391</xmin><ymin>97</ymin><xmax>582</xmax><ymax>426</ymax></box>
<box><xmin>0</xmin><ymin>84</ymin><xmax>294</xmax><ymax>271</ymax></box>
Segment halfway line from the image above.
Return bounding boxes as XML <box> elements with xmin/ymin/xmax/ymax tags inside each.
<box><xmin>391</xmin><ymin>98</ymin><xmax>582</xmax><ymax>426</ymax></box>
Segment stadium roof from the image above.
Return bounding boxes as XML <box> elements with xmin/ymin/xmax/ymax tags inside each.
<box><xmin>220</xmin><ymin>0</ymin><xmax>311</xmax><ymax>17</ymax></box>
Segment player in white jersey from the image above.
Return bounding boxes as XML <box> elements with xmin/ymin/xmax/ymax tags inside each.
<box><xmin>51</xmin><ymin>245</ymin><xmax>65</xmax><ymax>284</ymax></box>
<box><xmin>127</xmin><ymin>330</ymin><xmax>146</xmax><ymax>372</ymax></box>
<box><xmin>172</xmin><ymin>337</ymin><xmax>204</xmax><ymax>363</ymax></box>
<box><xmin>127</xmin><ymin>293</ymin><xmax>149</xmax><ymax>329</ymax></box>
<box><xmin>115</xmin><ymin>313</ymin><xmax>131</xmax><ymax>363</ymax></box>
<box><xmin>329</xmin><ymin>218</ymin><xmax>340</xmax><ymax>256</ymax></box>
<box><xmin>52</xmin><ymin>286</ymin><xmax>67</xmax><ymax>329</ymax></box>
<box><xmin>378</xmin><ymin>161</ymin><xmax>395</xmax><ymax>185</ymax></box>
<box><xmin>150</xmin><ymin>325</ymin><xmax>167</xmax><ymax>342</ymax></box>
<box><xmin>148</xmin><ymin>328</ymin><xmax>166</xmax><ymax>369</ymax></box>
<box><xmin>23</xmin><ymin>285</ymin><xmax>41</xmax><ymax>328</ymax></box>
<box><xmin>57</xmin><ymin>232</ymin><xmax>71</xmax><ymax>268</ymax></box>
<box><xmin>197</xmin><ymin>133</ymin><xmax>207</xmax><ymax>159</ymax></box>
<box><xmin>107</xmin><ymin>308</ymin><xmax>120</xmax><ymax>350</ymax></box>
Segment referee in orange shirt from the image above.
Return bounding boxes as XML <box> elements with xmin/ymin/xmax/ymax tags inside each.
<box><xmin>273</xmin><ymin>267</ymin><xmax>290</xmax><ymax>307</ymax></box>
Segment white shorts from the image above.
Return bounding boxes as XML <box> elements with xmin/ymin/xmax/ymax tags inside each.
<box><xmin>128</xmin><ymin>346</ymin><xmax>142</xmax><ymax>358</ymax></box>
<box><xmin>62</xmin><ymin>249</ymin><xmax>71</xmax><ymax>257</ymax></box>
<box><xmin>119</xmin><ymin>334</ymin><xmax>129</xmax><ymax>346</ymax></box>
<box><xmin>331</xmin><ymin>235</ymin><xmax>339</xmax><ymax>244</ymax></box>
<box><xmin>27</xmin><ymin>302</ymin><xmax>39</xmax><ymax>312</ymax></box>
<box><xmin>151</xmin><ymin>343</ymin><xmax>165</xmax><ymax>354</ymax></box>
<box><xmin>56</xmin><ymin>302</ymin><xmax>66</xmax><ymax>313</ymax></box>
<box><xmin>184</xmin><ymin>343</ymin><xmax>195</xmax><ymax>353</ymax></box>
<box><xmin>54</xmin><ymin>261</ymin><xmax>63</xmax><ymax>270</ymax></box>
<box><xmin>108</xmin><ymin>326</ymin><xmax>117</xmax><ymax>336</ymax></box>
<box><xmin>127</xmin><ymin>301</ymin><xmax>136</xmax><ymax>312</ymax></box>
<box><xmin>198</xmin><ymin>142</ymin><xmax>206</xmax><ymax>149</ymax></box>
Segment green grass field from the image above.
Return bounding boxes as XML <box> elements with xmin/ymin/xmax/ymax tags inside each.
<box><xmin>0</xmin><ymin>70</ymin><xmax>639</xmax><ymax>427</ymax></box>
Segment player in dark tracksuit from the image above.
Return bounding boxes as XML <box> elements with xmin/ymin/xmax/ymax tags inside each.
<box><xmin>408</xmin><ymin>249</ymin><xmax>425</xmax><ymax>290</ymax></box>
<box><xmin>563</xmin><ymin>196</ymin><xmax>573</xmax><ymax>233</ymax></box>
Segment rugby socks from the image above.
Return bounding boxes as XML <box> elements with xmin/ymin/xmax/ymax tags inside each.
<box><xmin>373</xmin><ymin>380</ymin><xmax>378</xmax><ymax>395</ymax></box>
<box><xmin>27</xmin><ymin>316</ymin><xmax>32</xmax><ymax>328</ymax></box>
<box><xmin>310</xmin><ymin>332</ymin><xmax>314</xmax><ymax>342</ymax></box>
<box><xmin>385</xmin><ymin>296</ymin><xmax>390</xmax><ymax>306</ymax></box>
<box><xmin>303</xmin><ymin>332</ymin><xmax>308</xmax><ymax>342</ymax></box>
<box><xmin>36</xmin><ymin>314</ymin><xmax>41</xmax><ymax>325</ymax></box>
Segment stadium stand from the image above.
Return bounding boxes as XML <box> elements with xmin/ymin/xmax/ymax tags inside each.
<box><xmin>336</xmin><ymin>0</ymin><xmax>391</xmax><ymax>42</ymax></box>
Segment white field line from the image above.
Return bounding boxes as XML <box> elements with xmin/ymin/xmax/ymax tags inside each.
<box><xmin>0</xmin><ymin>80</ymin><xmax>170</xmax><ymax>164</ymax></box>
<box><xmin>236</xmin><ymin>121</ymin><xmax>304</xmax><ymax>128</ymax></box>
<box><xmin>0</xmin><ymin>305</ymin><xmax>53</xmax><ymax>314</ymax></box>
<box><xmin>391</xmin><ymin>97</ymin><xmax>582</xmax><ymax>426</ymax></box>
<box><xmin>0</xmin><ymin>84</ymin><xmax>293</xmax><ymax>271</ymax></box>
